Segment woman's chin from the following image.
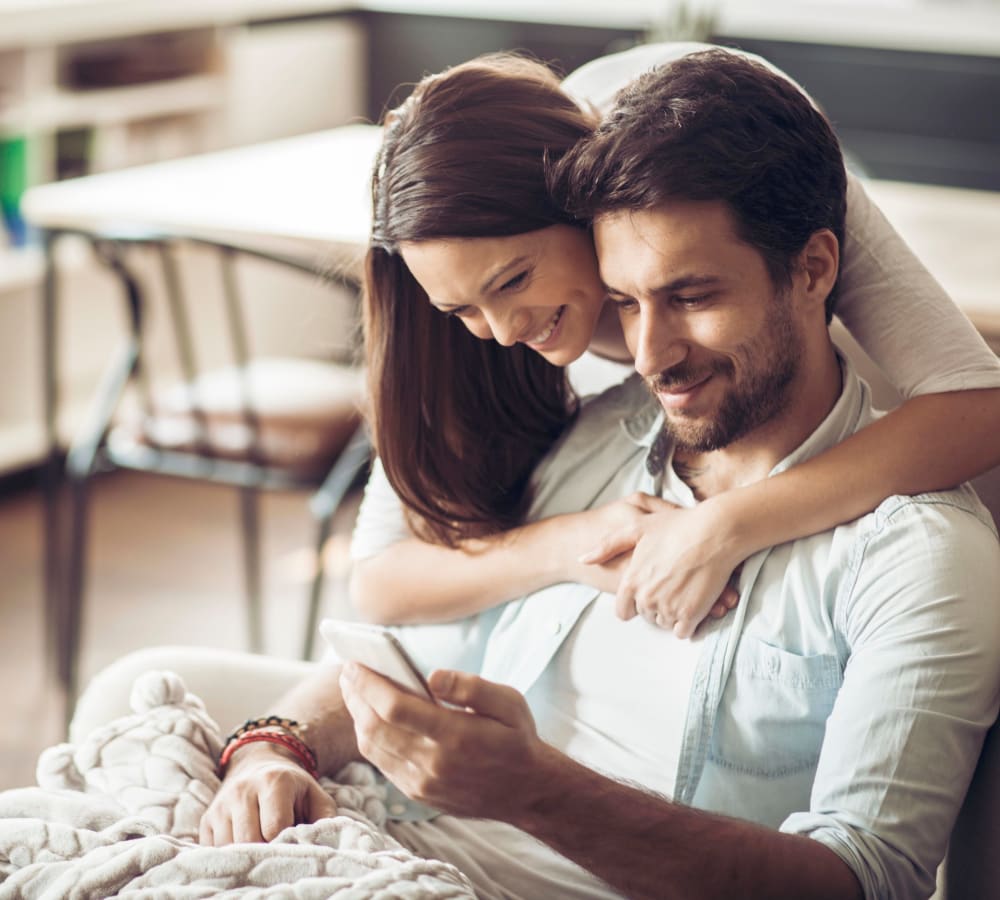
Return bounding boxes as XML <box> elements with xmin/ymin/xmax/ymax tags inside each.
<box><xmin>538</xmin><ymin>341</ymin><xmax>587</xmax><ymax>369</ymax></box>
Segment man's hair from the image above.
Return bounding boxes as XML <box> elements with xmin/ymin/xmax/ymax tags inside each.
<box><xmin>548</xmin><ymin>49</ymin><xmax>847</xmax><ymax>321</ymax></box>
<box><xmin>365</xmin><ymin>54</ymin><xmax>589</xmax><ymax>546</ymax></box>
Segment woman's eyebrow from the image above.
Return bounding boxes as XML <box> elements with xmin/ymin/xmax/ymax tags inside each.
<box><xmin>480</xmin><ymin>256</ymin><xmax>531</xmax><ymax>294</ymax></box>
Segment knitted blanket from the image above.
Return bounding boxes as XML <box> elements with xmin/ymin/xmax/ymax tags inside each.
<box><xmin>0</xmin><ymin>671</ymin><xmax>475</xmax><ymax>899</ymax></box>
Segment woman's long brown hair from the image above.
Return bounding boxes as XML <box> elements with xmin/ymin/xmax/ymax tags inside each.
<box><xmin>365</xmin><ymin>54</ymin><xmax>594</xmax><ymax>546</ymax></box>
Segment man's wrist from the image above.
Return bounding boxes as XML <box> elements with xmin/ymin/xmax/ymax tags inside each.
<box><xmin>504</xmin><ymin>741</ymin><xmax>579</xmax><ymax>833</ymax></box>
<box><xmin>222</xmin><ymin>739</ymin><xmax>312</xmax><ymax>778</ymax></box>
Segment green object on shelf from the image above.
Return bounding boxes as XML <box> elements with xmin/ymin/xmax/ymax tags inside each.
<box><xmin>0</xmin><ymin>134</ymin><xmax>30</xmax><ymax>245</ymax></box>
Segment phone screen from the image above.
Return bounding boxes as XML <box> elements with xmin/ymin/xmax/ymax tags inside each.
<box><xmin>320</xmin><ymin>619</ymin><xmax>435</xmax><ymax>701</ymax></box>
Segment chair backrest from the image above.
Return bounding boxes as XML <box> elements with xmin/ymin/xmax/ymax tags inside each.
<box><xmin>73</xmin><ymin>231</ymin><xmax>364</xmax><ymax>488</ymax></box>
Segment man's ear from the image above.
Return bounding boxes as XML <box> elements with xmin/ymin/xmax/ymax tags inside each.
<box><xmin>797</xmin><ymin>229</ymin><xmax>839</xmax><ymax>312</ymax></box>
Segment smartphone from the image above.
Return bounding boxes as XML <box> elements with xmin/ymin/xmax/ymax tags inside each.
<box><xmin>320</xmin><ymin>619</ymin><xmax>435</xmax><ymax>702</ymax></box>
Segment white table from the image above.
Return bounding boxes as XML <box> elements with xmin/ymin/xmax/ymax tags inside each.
<box><xmin>23</xmin><ymin>124</ymin><xmax>383</xmax><ymax>268</ymax></box>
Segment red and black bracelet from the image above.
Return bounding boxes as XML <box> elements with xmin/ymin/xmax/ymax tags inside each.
<box><xmin>218</xmin><ymin>718</ymin><xmax>318</xmax><ymax>779</ymax></box>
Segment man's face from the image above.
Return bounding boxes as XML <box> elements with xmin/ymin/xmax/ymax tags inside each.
<box><xmin>594</xmin><ymin>201</ymin><xmax>803</xmax><ymax>453</ymax></box>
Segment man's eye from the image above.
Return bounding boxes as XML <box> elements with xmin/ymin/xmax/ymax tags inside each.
<box><xmin>677</xmin><ymin>294</ymin><xmax>710</xmax><ymax>308</ymax></box>
<box><xmin>499</xmin><ymin>271</ymin><xmax>529</xmax><ymax>292</ymax></box>
<box><xmin>611</xmin><ymin>296</ymin><xmax>638</xmax><ymax>313</ymax></box>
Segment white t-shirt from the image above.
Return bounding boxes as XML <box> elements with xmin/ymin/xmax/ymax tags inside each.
<box><xmin>528</xmin><ymin>596</ymin><xmax>706</xmax><ymax>801</ymax></box>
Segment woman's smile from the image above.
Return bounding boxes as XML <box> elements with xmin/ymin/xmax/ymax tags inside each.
<box><xmin>525</xmin><ymin>306</ymin><xmax>566</xmax><ymax>349</ymax></box>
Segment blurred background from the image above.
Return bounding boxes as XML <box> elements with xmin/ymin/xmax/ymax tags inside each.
<box><xmin>2</xmin><ymin>0</ymin><xmax>999</xmax><ymax>789</ymax></box>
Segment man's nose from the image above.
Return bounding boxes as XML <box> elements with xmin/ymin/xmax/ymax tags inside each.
<box><xmin>632</xmin><ymin>310</ymin><xmax>687</xmax><ymax>377</ymax></box>
<box><xmin>486</xmin><ymin>308</ymin><xmax>531</xmax><ymax>347</ymax></box>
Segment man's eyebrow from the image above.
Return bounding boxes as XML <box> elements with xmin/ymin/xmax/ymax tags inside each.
<box><xmin>480</xmin><ymin>256</ymin><xmax>531</xmax><ymax>294</ymax></box>
<box><xmin>657</xmin><ymin>274</ymin><xmax>723</xmax><ymax>294</ymax></box>
<box><xmin>603</xmin><ymin>274</ymin><xmax>723</xmax><ymax>298</ymax></box>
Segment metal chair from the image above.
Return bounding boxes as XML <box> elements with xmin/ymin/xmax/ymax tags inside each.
<box><xmin>47</xmin><ymin>230</ymin><xmax>371</xmax><ymax>704</ymax></box>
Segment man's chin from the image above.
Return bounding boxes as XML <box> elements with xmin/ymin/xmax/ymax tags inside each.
<box><xmin>662</xmin><ymin>411</ymin><xmax>731</xmax><ymax>454</ymax></box>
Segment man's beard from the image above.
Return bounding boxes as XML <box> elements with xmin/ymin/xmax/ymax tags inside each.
<box><xmin>646</xmin><ymin>295</ymin><xmax>802</xmax><ymax>453</ymax></box>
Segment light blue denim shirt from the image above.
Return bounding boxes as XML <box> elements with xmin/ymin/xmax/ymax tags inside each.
<box><xmin>353</xmin><ymin>360</ymin><xmax>1000</xmax><ymax>899</ymax></box>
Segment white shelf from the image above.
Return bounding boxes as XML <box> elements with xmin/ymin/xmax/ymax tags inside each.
<box><xmin>0</xmin><ymin>11</ymin><xmax>368</xmax><ymax>475</ymax></box>
<box><xmin>1</xmin><ymin>73</ymin><xmax>225</xmax><ymax>132</ymax></box>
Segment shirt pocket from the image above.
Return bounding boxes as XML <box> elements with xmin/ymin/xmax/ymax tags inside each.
<box><xmin>708</xmin><ymin>637</ymin><xmax>842</xmax><ymax>778</ymax></box>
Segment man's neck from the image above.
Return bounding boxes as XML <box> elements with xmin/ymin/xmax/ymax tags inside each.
<box><xmin>672</xmin><ymin>344</ymin><xmax>842</xmax><ymax>500</ymax></box>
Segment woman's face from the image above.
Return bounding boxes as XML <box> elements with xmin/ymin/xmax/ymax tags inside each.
<box><xmin>399</xmin><ymin>225</ymin><xmax>606</xmax><ymax>367</ymax></box>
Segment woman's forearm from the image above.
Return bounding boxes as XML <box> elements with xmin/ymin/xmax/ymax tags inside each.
<box><xmin>715</xmin><ymin>389</ymin><xmax>1000</xmax><ymax>558</ymax></box>
<box><xmin>349</xmin><ymin>516</ymin><xmax>576</xmax><ymax>625</ymax></box>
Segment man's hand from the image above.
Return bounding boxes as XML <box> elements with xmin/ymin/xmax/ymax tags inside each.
<box><xmin>579</xmin><ymin>493</ymin><xmax>740</xmax><ymax>638</ymax></box>
<box><xmin>199</xmin><ymin>743</ymin><xmax>337</xmax><ymax>845</ymax></box>
<box><xmin>339</xmin><ymin>663</ymin><xmax>553</xmax><ymax>820</ymax></box>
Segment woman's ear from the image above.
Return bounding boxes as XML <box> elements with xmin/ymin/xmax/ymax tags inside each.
<box><xmin>797</xmin><ymin>229</ymin><xmax>840</xmax><ymax>312</ymax></box>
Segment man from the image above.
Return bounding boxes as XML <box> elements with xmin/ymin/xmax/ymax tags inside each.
<box><xmin>203</xmin><ymin>51</ymin><xmax>1000</xmax><ymax>899</ymax></box>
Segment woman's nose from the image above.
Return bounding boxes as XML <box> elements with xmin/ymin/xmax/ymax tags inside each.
<box><xmin>486</xmin><ymin>308</ymin><xmax>531</xmax><ymax>347</ymax></box>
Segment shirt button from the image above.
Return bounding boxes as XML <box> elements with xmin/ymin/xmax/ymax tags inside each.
<box><xmin>389</xmin><ymin>803</ymin><xmax>407</xmax><ymax>816</ymax></box>
<box><xmin>550</xmin><ymin>620</ymin><xmax>562</xmax><ymax>635</ymax></box>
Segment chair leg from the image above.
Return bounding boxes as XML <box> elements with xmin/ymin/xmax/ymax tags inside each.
<box><xmin>302</xmin><ymin>426</ymin><xmax>372</xmax><ymax>659</ymax></box>
<box><xmin>239</xmin><ymin>486</ymin><xmax>264</xmax><ymax>653</ymax></box>
<box><xmin>302</xmin><ymin>515</ymin><xmax>334</xmax><ymax>661</ymax></box>
<box><xmin>60</xmin><ymin>474</ymin><xmax>92</xmax><ymax>717</ymax></box>
<box><xmin>42</xmin><ymin>451</ymin><xmax>65</xmax><ymax>691</ymax></box>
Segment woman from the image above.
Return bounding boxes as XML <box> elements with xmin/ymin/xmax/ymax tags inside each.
<box><xmin>352</xmin><ymin>43</ymin><xmax>1000</xmax><ymax>637</ymax></box>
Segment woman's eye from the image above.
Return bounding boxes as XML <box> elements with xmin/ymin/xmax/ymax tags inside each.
<box><xmin>444</xmin><ymin>306</ymin><xmax>473</xmax><ymax>318</ymax></box>
<box><xmin>499</xmin><ymin>271</ymin><xmax>529</xmax><ymax>292</ymax></box>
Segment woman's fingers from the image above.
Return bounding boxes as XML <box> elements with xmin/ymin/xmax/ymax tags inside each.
<box><xmin>578</xmin><ymin>531</ymin><xmax>636</xmax><ymax>565</ymax></box>
<box><xmin>622</xmin><ymin>492</ymin><xmax>679</xmax><ymax>514</ymax></box>
<box><xmin>614</xmin><ymin>585</ymin><xmax>639</xmax><ymax>621</ymax></box>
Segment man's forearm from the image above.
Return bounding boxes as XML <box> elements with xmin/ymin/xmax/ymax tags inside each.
<box><xmin>240</xmin><ymin>662</ymin><xmax>360</xmax><ymax>777</ymax></box>
<box><xmin>509</xmin><ymin>745</ymin><xmax>863</xmax><ymax>900</ymax></box>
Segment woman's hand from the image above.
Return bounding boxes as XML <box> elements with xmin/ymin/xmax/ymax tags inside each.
<box><xmin>199</xmin><ymin>743</ymin><xmax>337</xmax><ymax>845</ymax></box>
<box><xmin>555</xmin><ymin>496</ymin><xmax>661</xmax><ymax>593</ymax></box>
<box><xmin>579</xmin><ymin>494</ymin><xmax>743</xmax><ymax>638</ymax></box>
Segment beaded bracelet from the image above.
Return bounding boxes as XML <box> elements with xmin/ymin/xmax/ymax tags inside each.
<box><xmin>218</xmin><ymin>730</ymin><xmax>319</xmax><ymax>779</ymax></box>
<box><xmin>223</xmin><ymin>715</ymin><xmax>305</xmax><ymax>747</ymax></box>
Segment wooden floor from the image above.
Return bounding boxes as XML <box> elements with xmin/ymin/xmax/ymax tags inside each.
<box><xmin>0</xmin><ymin>469</ymin><xmax>361</xmax><ymax>791</ymax></box>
